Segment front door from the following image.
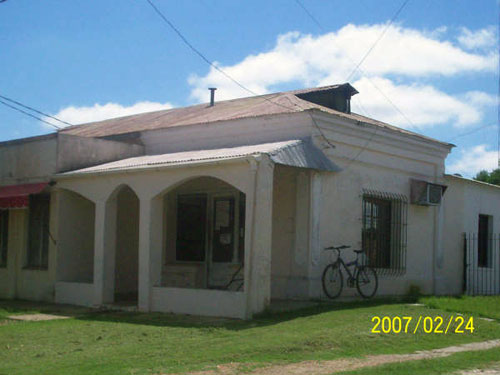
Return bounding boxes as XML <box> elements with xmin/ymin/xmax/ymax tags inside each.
<box><xmin>208</xmin><ymin>195</ymin><xmax>237</xmax><ymax>288</ymax></box>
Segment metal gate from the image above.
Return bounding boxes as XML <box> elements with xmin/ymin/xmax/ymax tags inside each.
<box><xmin>463</xmin><ymin>233</ymin><xmax>500</xmax><ymax>295</ymax></box>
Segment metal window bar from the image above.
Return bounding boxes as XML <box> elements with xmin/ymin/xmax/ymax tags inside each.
<box><xmin>362</xmin><ymin>190</ymin><xmax>408</xmax><ymax>276</ymax></box>
<box><xmin>464</xmin><ymin>233</ymin><xmax>500</xmax><ymax>296</ymax></box>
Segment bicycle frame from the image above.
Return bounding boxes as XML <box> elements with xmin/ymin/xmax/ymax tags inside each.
<box><xmin>329</xmin><ymin>249</ymin><xmax>361</xmax><ymax>282</ymax></box>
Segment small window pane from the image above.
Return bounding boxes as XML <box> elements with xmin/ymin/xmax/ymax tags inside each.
<box><xmin>176</xmin><ymin>194</ymin><xmax>207</xmax><ymax>262</ymax></box>
<box><xmin>212</xmin><ymin>197</ymin><xmax>235</xmax><ymax>263</ymax></box>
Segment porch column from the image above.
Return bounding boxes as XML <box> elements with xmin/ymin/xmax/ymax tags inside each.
<box><xmin>137</xmin><ymin>195</ymin><xmax>163</xmax><ymax>311</ymax></box>
<box><xmin>247</xmin><ymin>156</ymin><xmax>274</xmax><ymax>315</ymax></box>
<box><xmin>93</xmin><ymin>198</ymin><xmax>117</xmax><ymax>305</ymax></box>
<box><xmin>308</xmin><ymin>172</ymin><xmax>322</xmax><ymax>298</ymax></box>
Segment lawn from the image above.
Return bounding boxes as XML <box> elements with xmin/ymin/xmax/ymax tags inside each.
<box><xmin>419</xmin><ymin>295</ymin><xmax>500</xmax><ymax>320</ymax></box>
<box><xmin>1</xmin><ymin>297</ymin><xmax>500</xmax><ymax>375</ymax></box>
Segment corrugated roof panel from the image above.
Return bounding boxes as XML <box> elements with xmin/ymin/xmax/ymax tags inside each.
<box><xmin>57</xmin><ymin>84</ymin><xmax>452</xmax><ymax>148</ymax></box>
<box><xmin>59</xmin><ymin>139</ymin><xmax>340</xmax><ymax>176</ymax></box>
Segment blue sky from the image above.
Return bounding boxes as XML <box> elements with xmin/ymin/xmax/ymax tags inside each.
<box><xmin>0</xmin><ymin>0</ymin><xmax>498</xmax><ymax>177</ymax></box>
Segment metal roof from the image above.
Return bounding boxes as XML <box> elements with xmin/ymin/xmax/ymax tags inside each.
<box><xmin>58</xmin><ymin>84</ymin><xmax>453</xmax><ymax>148</ymax></box>
<box><xmin>59</xmin><ymin>139</ymin><xmax>340</xmax><ymax>176</ymax></box>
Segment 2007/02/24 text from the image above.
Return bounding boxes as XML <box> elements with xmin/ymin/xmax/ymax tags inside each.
<box><xmin>371</xmin><ymin>316</ymin><xmax>474</xmax><ymax>334</ymax></box>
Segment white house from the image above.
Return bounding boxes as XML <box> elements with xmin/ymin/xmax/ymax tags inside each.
<box><xmin>0</xmin><ymin>84</ymin><xmax>499</xmax><ymax>319</ymax></box>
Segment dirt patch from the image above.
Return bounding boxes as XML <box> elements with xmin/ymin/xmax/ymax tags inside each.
<box><xmin>186</xmin><ymin>340</ymin><xmax>500</xmax><ymax>375</ymax></box>
<box><xmin>458</xmin><ymin>363</ymin><xmax>500</xmax><ymax>375</ymax></box>
<box><xmin>8</xmin><ymin>313</ymin><xmax>70</xmax><ymax>322</ymax></box>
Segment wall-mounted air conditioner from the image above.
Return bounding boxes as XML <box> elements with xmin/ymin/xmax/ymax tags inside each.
<box><xmin>410</xmin><ymin>179</ymin><xmax>447</xmax><ymax>206</ymax></box>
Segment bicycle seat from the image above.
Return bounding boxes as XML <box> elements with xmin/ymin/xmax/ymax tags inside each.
<box><xmin>353</xmin><ymin>249</ymin><xmax>364</xmax><ymax>254</ymax></box>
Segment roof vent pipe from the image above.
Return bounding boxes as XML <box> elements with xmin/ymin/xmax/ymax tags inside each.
<box><xmin>209</xmin><ymin>87</ymin><xmax>217</xmax><ymax>107</ymax></box>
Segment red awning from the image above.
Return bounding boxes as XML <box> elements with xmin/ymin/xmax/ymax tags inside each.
<box><xmin>0</xmin><ymin>182</ymin><xmax>49</xmax><ymax>208</ymax></box>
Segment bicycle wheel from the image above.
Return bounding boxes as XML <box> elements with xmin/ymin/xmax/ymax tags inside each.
<box><xmin>356</xmin><ymin>266</ymin><xmax>378</xmax><ymax>298</ymax></box>
<box><xmin>322</xmin><ymin>262</ymin><xmax>343</xmax><ymax>299</ymax></box>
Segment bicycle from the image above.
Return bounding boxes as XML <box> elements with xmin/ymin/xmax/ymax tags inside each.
<box><xmin>322</xmin><ymin>245</ymin><xmax>378</xmax><ymax>299</ymax></box>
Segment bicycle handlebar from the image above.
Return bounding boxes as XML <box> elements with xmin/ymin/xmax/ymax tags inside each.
<box><xmin>324</xmin><ymin>245</ymin><xmax>350</xmax><ymax>251</ymax></box>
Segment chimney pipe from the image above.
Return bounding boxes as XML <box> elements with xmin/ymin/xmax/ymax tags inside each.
<box><xmin>209</xmin><ymin>87</ymin><xmax>217</xmax><ymax>107</ymax></box>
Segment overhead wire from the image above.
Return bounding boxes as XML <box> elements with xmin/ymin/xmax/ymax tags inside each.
<box><xmin>0</xmin><ymin>99</ymin><xmax>62</xmax><ymax>130</ymax></box>
<box><xmin>0</xmin><ymin>94</ymin><xmax>72</xmax><ymax>128</ymax></box>
<box><xmin>145</xmin><ymin>0</ymin><xmax>339</xmax><ymax>150</ymax></box>
<box><xmin>345</xmin><ymin>0</ymin><xmax>411</xmax><ymax>82</ymax></box>
<box><xmin>447</xmin><ymin>123</ymin><xmax>497</xmax><ymax>142</ymax></box>
<box><xmin>294</xmin><ymin>0</ymin><xmax>419</xmax><ymax>130</ymax></box>
<box><xmin>294</xmin><ymin>0</ymin><xmax>412</xmax><ymax>167</ymax></box>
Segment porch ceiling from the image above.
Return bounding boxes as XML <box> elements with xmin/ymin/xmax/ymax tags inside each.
<box><xmin>57</xmin><ymin>139</ymin><xmax>340</xmax><ymax>176</ymax></box>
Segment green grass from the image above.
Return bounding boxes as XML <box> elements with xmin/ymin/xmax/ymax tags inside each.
<box><xmin>420</xmin><ymin>295</ymin><xmax>500</xmax><ymax>320</ymax></box>
<box><xmin>338</xmin><ymin>347</ymin><xmax>500</xmax><ymax>375</ymax></box>
<box><xmin>0</xmin><ymin>298</ymin><xmax>500</xmax><ymax>375</ymax></box>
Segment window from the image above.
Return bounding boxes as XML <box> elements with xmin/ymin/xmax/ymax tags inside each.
<box><xmin>175</xmin><ymin>192</ymin><xmax>245</xmax><ymax>264</ymax></box>
<box><xmin>176</xmin><ymin>194</ymin><xmax>207</xmax><ymax>262</ymax></box>
<box><xmin>0</xmin><ymin>210</ymin><xmax>8</xmax><ymax>267</ymax></box>
<box><xmin>362</xmin><ymin>190</ymin><xmax>407</xmax><ymax>273</ymax></box>
<box><xmin>478</xmin><ymin>214</ymin><xmax>492</xmax><ymax>268</ymax></box>
<box><xmin>27</xmin><ymin>195</ymin><xmax>50</xmax><ymax>269</ymax></box>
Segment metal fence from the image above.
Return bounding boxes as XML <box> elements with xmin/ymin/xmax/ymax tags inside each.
<box><xmin>463</xmin><ymin>233</ymin><xmax>500</xmax><ymax>295</ymax></box>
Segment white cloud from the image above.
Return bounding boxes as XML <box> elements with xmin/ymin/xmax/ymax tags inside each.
<box><xmin>189</xmin><ymin>24</ymin><xmax>496</xmax><ymax>103</ymax></box>
<box><xmin>351</xmin><ymin>77</ymin><xmax>492</xmax><ymax>129</ymax></box>
<box><xmin>447</xmin><ymin>144</ymin><xmax>498</xmax><ymax>177</ymax></box>
<box><xmin>457</xmin><ymin>27</ymin><xmax>497</xmax><ymax>50</ymax></box>
<box><xmin>45</xmin><ymin>101</ymin><xmax>174</xmax><ymax>128</ymax></box>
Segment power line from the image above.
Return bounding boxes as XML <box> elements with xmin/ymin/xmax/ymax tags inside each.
<box><xmin>294</xmin><ymin>0</ymin><xmax>419</xmax><ymax>133</ymax></box>
<box><xmin>0</xmin><ymin>99</ymin><xmax>62</xmax><ymax>129</ymax></box>
<box><xmin>294</xmin><ymin>0</ymin><xmax>324</xmax><ymax>32</ymax></box>
<box><xmin>146</xmin><ymin>0</ymin><xmax>410</xmax><ymax>157</ymax></box>
<box><xmin>447</xmin><ymin>123</ymin><xmax>497</xmax><ymax>142</ymax></box>
<box><xmin>0</xmin><ymin>94</ymin><xmax>72</xmax><ymax>127</ymax></box>
<box><xmin>144</xmin><ymin>0</ymin><xmax>339</xmax><ymax>150</ymax></box>
<box><xmin>145</xmin><ymin>0</ymin><xmax>260</xmax><ymax>99</ymax></box>
<box><xmin>294</xmin><ymin>0</ymin><xmax>416</xmax><ymax>168</ymax></box>
<box><xmin>345</xmin><ymin>0</ymin><xmax>411</xmax><ymax>82</ymax></box>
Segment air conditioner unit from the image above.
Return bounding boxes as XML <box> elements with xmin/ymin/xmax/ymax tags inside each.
<box><xmin>410</xmin><ymin>179</ymin><xmax>447</xmax><ymax>206</ymax></box>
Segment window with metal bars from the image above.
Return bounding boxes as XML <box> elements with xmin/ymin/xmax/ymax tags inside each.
<box><xmin>27</xmin><ymin>195</ymin><xmax>50</xmax><ymax>269</ymax></box>
<box><xmin>362</xmin><ymin>190</ymin><xmax>407</xmax><ymax>275</ymax></box>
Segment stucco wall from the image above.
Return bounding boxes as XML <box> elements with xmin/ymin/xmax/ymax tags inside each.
<box><xmin>139</xmin><ymin>112</ymin><xmax>311</xmax><ymax>155</ymax></box>
<box><xmin>0</xmin><ymin>135</ymin><xmax>57</xmax><ymax>184</ymax></box>
<box><xmin>57</xmin><ymin>189</ymin><xmax>95</xmax><ymax>283</ymax></box>
<box><xmin>271</xmin><ymin>165</ymin><xmax>309</xmax><ymax>299</ymax></box>
<box><xmin>56</xmin><ymin>134</ymin><xmax>144</xmax><ymax>173</ymax></box>
<box><xmin>0</xmin><ymin>190</ymin><xmax>58</xmax><ymax>302</ymax></box>
<box><xmin>440</xmin><ymin>175</ymin><xmax>500</xmax><ymax>295</ymax></box>
<box><xmin>308</xmin><ymin>112</ymin><xmax>451</xmax><ymax>297</ymax></box>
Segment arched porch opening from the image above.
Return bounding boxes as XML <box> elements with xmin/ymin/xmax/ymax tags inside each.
<box><xmin>56</xmin><ymin>189</ymin><xmax>95</xmax><ymax>283</ymax></box>
<box><xmin>160</xmin><ymin>176</ymin><xmax>246</xmax><ymax>291</ymax></box>
<box><xmin>113</xmin><ymin>185</ymin><xmax>140</xmax><ymax>304</ymax></box>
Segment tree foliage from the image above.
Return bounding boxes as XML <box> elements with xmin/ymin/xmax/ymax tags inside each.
<box><xmin>474</xmin><ymin>168</ymin><xmax>500</xmax><ymax>186</ymax></box>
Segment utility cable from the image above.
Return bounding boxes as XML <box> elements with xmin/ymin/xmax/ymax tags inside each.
<box><xmin>0</xmin><ymin>99</ymin><xmax>62</xmax><ymax>130</ymax></box>
<box><xmin>0</xmin><ymin>94</ymin><xmax>73</xmax><ymax>127</ymax></box>
<box><xmin>145</xmin><ymin>0</ymin><xmax>338</xmax><ymax>150</ymax></box>
<box><xmin>345</xmin><ymin>0</ymin><xmax>411</xmax><ymax>82</ymax></box>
